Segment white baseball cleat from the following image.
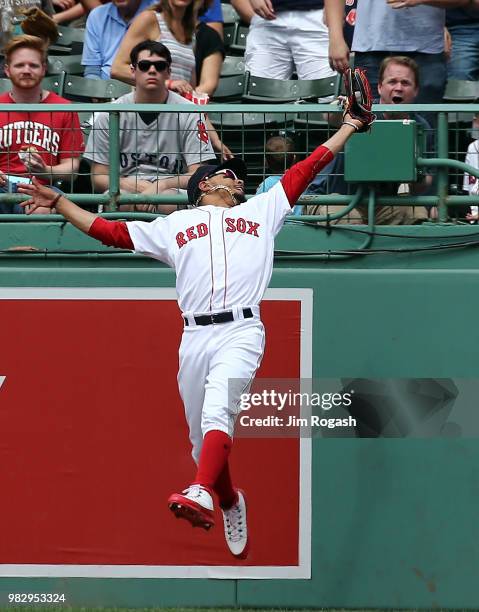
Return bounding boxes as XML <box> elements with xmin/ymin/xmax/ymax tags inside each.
<box><xmin>221</xmin><ymin>489</ymin><xmax>249</xmax><ymax>559</ymax></box>
<box><xmin>168</xmin><ymin>484</ymin><xmax>215</xmax><ymax>530</ymax></box>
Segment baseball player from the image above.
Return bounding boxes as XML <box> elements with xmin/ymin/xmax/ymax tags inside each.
<box><xmin>18</xmin><ymin>68</ymin><xmax>374</xmax><ymax>560</ymax></box>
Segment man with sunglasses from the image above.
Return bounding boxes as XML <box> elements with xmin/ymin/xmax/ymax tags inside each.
<box><xmin>18</xmin><ymin>85</ymin><xmax>371</xmax><ymax>559</ymax></box>
<box><xmin>83</xmin><ymin>40</ymin><xmax>216</xmax><ymax>212</ymax></box>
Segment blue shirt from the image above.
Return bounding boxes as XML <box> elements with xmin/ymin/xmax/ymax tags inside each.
<box><xmin>256</xmin><ymin>175</ymin><xmax>302</xmax><ymax>216</ymax></box>
<box><xmin>82</xmin><ymin>0</ymin><xmax>156</xmax><ymax>80</ymax></box>
<box><xmin>199</xmin><ymin>0</ymin><xmax>223</xmax><ymax>23</ymax></box>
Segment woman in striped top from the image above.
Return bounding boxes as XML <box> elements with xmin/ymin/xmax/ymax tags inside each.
<box><xmin>111</xmin><ymin>0</ymin><xmax>200</xmax><ymax>88</ymax></box>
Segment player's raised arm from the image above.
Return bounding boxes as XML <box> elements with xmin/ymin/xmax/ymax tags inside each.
<box><xmin>17</xmin><ymin>178</ymin><xmax>134</xmax><ymax>249</ymax></box>
<box><xmin>280</xmin><ymin>68</ymin><xmax>375</xmax><ymax>207</ymax></box>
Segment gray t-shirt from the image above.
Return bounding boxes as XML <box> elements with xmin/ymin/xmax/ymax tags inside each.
<box><xmin>352</xmin><ymin>0</ymin><xmax>444</xmax><ymax>54</ymax></box>
<box><xmin>84</xmin><ymin>90</ymin><xmax>215</xmax><ymax>179</ymax></box>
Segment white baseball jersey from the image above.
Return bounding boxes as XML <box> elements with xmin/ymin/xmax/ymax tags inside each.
<box><xmin>463</xmin><ymin>140</ymin><xmax>479</xmax><ymax>216</ymax></box>
<box><xmin>83</xmin><ymin>91</ymin><xmax>215</xmax><ymax>179</ymax></box>
<box><xmin>464</xmin><ymin>139</ymin><xmax>479</xmax><ymax>192</ymax></box>
<box><xmin>127</xmin><ymin>181</ymin><xmax>292</xmax><ymax>314</ymax></box>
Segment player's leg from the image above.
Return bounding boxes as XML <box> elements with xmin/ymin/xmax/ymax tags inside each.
<box><xmin>291</xmin><ymin>9</ymin><xmax>337</xmax><ymax>82</ymax></box>
<box><xmin>196</xmin><ymin>319</ymin><xmax>265</xmax><ymax>557</ymax></box>
<box><xmin>169</xmin><ymin>327</ymin><xmax>216</xmax><ymax>529</ymax></box>
<box><xmin>244</xmin><ymin>14</ymin><xmax>294</xmax><ymax>79</ymax></box>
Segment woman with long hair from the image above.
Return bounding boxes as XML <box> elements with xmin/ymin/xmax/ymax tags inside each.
<box><xmin>111</xmin><ymin>0</ymin><xmax>199</xmax><ymax>91</ymax></box>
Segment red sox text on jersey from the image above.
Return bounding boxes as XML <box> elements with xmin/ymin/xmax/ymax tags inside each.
<box><xmin>176</xmin><ymin>218</ymin><xmax>261</xmax><ymax>248</ymax></box>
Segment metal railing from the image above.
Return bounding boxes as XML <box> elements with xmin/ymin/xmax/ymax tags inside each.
<box><xmin>1</xmin><ymin>102</ymin><xmax>479</xmax><ymax>224</ymax></box>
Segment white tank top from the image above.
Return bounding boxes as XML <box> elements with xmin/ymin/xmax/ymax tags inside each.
<box><xmin>155</xmin><ymin>13</ymin><xmax>195</xmax><ymax>82</ymax></box>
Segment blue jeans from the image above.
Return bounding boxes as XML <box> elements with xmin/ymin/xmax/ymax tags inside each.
<box><xmin>354</xmin><ymin>51</ymin><xmax>447</xmax><ymax>103</ymax></box>
<box><xmin>0</xmin><ymin>183</ymin><xmax>25</xmax><ymax>214</ymax></box>
<box><xmin>0</xmin><ymin>182</ymin><xmax>62</xmax><ymax>214</ymax></box>
<box><xmin>447</xmin><ymin>24</ymin><xmax>479</xmax><ymax>81</ymax></box>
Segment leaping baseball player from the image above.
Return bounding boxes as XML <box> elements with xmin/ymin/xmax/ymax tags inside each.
<box><xmin>17</xmin><ymin>68</ymin><xmax>374</xmax><ymax>560</ymax></box>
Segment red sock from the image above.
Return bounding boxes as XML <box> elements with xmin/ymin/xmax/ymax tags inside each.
<box><xmin>193</xmin><ymin>430</ymin><xmax>232</xmax><ymax>491</ymax></box>
<box><xmin>214</xmin><ymin>461</ymin><xmax>238</xmax><ymax>510</ymax></box>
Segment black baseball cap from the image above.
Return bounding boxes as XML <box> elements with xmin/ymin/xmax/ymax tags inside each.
<box><xmin>187</xmin><ymin>158</ymin><xmax>247</xmax><ymax>206</ymax></box>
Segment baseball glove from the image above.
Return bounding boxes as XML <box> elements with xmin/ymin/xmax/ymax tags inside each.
<box><xmin>342</xmin><ymin>67</ymin><xmax>375</xmax><ymax>133</ymax></box>
<box><xmin>19</xmin><ymin>7</ymin><xmax>59</xmax><ymax>46</ymax></box>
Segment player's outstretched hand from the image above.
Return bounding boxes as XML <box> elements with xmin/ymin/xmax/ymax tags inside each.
<box><xmin>17</xmin><ymin>177</ymin><xmax>59</xmax><ymax>214</ymax></box>
<box><xmin>341</xmin><ymin>67</ymin><xmax>376</xmax><ymax>133</ymax></box>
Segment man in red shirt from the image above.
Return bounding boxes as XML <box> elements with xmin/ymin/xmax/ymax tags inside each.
<box><xmin>0</xmin><ymin>34</ymin><xmax>84</xmax><ymax>214</ymax></box>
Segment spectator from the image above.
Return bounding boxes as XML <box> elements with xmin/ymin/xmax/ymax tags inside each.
<box><xmin>82</xmin><ymin>0</ymin><xmax>156</xmax><ymax>80</ymax></box>
<box><xmin>110</xmin><ymin>0</ymin><xmax>224</xmax><ymax>96</ymax></box>
<box><xmin>464</xmin><ymin>114</ymin><xmax>479</xmax><ymax>222</ymax></box>
<box><xmin>308</xmin><ymin>56</ymin><xmax>433</xmax><ymax>224</ymax></box>
<box><xmin>325</xmin><ymin>0</ymin><xmax>468</xmax><ymax>104</ymax></box>
<box><xmin>229</xmin><ymin>0</ymin><xmax>254</xmax><ymax>24</ymax></box>
<box><xmin>0</xmin><ymin>35</ymin><xmax>84</xmax><ymax>214</ymax></box>
<box><xmin>199</xmin><ymin>0</ymin><xmax>223</xmax><ymax>38</ymax></box>
<box><xmin>111</xmin><ymin>0</ymin><xmax>199</xmax><ymax>87</ymax></box>
<box><xmin>52</xmin><ymin>0</ymin><xmax>86</xmax><ymax>24</ymax></box>
<box><xmin>84</xmin><ymin>40</ymin><xmax>215</xmax><ymax>213</ymax></box>
<box><xmin>342</xmin><ymin>0</ymin><xmax>357</xmax><ymax>48</ymax></box>
<box><xmin>193</xmin><ymin>0</ymin><xmax>225</xmax><ymax>96</ymax></box>
<box><xmin>244</xmin><ymin>0</ymin><xmax>336</xmax><ymax>80</ymax></box>
<box><xmin>256</xmin><ymin>135</ymin><xmax>302</xmax><ymax>214</ymax></box>
<box><xmin>446</xmin><ymin>4</ymin><xmax>479</xmax><ymax>81</ymax></box>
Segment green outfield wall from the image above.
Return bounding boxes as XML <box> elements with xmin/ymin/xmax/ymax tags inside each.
<box><xmin>1</xmin><ymin>220</ymin><xmax>479</xmax><ymax>608</ymax></box>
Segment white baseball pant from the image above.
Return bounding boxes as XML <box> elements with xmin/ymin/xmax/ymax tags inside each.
<box><xmin>245</xmin><ymin>9</ymin><xmax>335</xmax><ymax>80</ymax></box>
<box><xmin>177</xmin><ymin>316</ymin><xmax>265</xmax><ymax>463</ymax></box>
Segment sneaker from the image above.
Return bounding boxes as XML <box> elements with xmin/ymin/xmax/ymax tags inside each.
<box><xmin>221</xmin><ymin>489</ymin><xmax>249</xmax><ymax>559</ymax></box>
<box><xmin>168</xmin><ymin>484</ymin><xmax>215</xmax><ymax>530</ymax></box>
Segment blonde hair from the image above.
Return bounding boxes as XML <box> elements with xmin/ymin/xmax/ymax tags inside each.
<box><xmin>4</xmin><ymin>34</ymin><xmax>47</xmax><ymax>64</ymax></box>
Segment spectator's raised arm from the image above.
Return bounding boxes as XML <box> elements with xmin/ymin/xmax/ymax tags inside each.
<box><xmin>111</xmin><ymin>10</ymin><xmax>160</xmax><ymax>84</ymax></box>
<box><xmin>324</xmin><ymin>0</ymin><xmax>350</xmax><ymax>73</ymax></box>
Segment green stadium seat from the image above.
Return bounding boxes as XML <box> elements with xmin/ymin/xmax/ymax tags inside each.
<box><xmin>223</xmin><ymin>22</ymin><xmax>237</xmax><ymax>50</ymax></box>
<box><xmin>62</xmin><ymin>75</ymin><xmax>131</xmax><ymax>101</ymax></box>
<box><xmin>211</xmin><ymin>73</ymin><xmax>246</xmax><ymax>102</ymax></box>
<box><xmin>221</xmin><ymin>2</ymin><xmax>240</xmax><ymax>23</ymax></box>
<box><xmin>229</xmin><ymin>23</ymin><xmax>249</xmax><ymax>55</ymax></box>
<box><xmin>444</xmin><ymin>80</ymin><xmax>479</xmax><ymax>102</ymax></box>
<box><xmin>243</xmin><ymin>72</ymin><xmax>340</xmax><ymax>103</ymax></box>
<box><xmin>221</xmin><ymin>55</ymin><xmax>245</xmax><ymax>76</ymax></box>
<box><xmin>47</xmin><ymin>55</ymin><xmax>84</xmax><ymax>75</ymax></box>
<box><xmin>0</xmin><ymin>76</ymin><xmax>61</xmax><ymax>95</ymax></box>
<box><xmin>50</xmin><ymin>26</ymin><xmax>85</xmax><ymax>55</ymax></box>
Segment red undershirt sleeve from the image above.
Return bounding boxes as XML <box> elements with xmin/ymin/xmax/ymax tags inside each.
<box><xmin>280</xmin><ymin>145</ymin><xmax>334</xmax><ymax>206</ymax></box>
<box><xmin>88</xmin><ymin>217</ymin><xmax>134</xmax><ymax>250</ymax></box>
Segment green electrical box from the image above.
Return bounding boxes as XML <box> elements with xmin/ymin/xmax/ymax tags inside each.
<box><xmin>344</xmin><ymin>119</ymin><xmax>421</xmax><ymax>182</ymax></box>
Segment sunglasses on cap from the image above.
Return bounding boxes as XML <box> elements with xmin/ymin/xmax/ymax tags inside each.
<box><xmin>207</xmin><ymin>169</ymin><xmax>240</xmax><ymax>181</ymax></box>
<box><xmin>136</xmin><ymin>59</ymin><xmax>169</xmax><ymax>72</ymax></box>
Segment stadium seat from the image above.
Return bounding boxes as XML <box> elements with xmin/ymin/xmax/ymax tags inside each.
<box><xmin>62</xmin><ymin>76</ymin><xmax>131</xmax><ymax>101</ymax></box>
<box><xmin>49</xmin><ymin>26</ymin><xmax>85</xmax><ymax>55</ymax></box>
<box><xmin>0</xmin><ymin>78</ymin><xmax>12</xmax><ymax>93</ymax></box>
<box><xmin>229</xmin><ymin>24</ymin><xmax>249</xmax><ymax>55</ymax></box>
<box><xmin>221</xmin><ymin>55</ymin><xmax>245</xmax><ymax>76</ymax></box>
<box><xmin>211</xmin><ymin>74</ymin><xmax>246</xmax><ymax>102</ymax></box>
<box><xmin>221</xmin><ymin>3</ymin><xmax>240</xmax><ymax>23</ymax></box>
<box><xmin>243</xmin><ymin>73</ymin><xmax>340</xmax><ymax>103</ymax></box>
<box><xmin>444</xmin><ymin>80</ymin><xmax>479</xmax><ymax>102</ymax></box>
<box><xmin>47</xmin><ymin>55</ymin><xmax>84</xmax><ymax>76</ymax></box>
<box><xmin>223</xmin><ymin>22</ymin><xmax>237</xmax><ymax>50</ymax></box>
